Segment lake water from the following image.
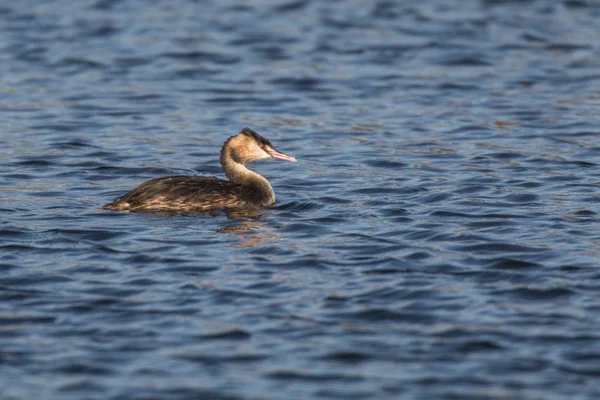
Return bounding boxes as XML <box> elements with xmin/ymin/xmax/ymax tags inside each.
<box><xmin>1</xmin><ymin>1</ymin><xmax>600</xmax><ymax>399</ymax></box>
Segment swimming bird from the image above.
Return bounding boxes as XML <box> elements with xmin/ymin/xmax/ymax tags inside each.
<box><xmin>102</xmin><ymin>127</ymin><xmax>297</xmax><ymax>213</ymax></box>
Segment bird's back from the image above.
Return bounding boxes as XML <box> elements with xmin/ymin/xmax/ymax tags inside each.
<box><xmin>102</xmin><ymin>175</ymin><xmax>250</xmax><ymax>212</ymax></box>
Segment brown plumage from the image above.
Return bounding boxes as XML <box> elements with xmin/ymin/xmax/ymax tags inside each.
<box><xmin>102</xmin><ymin>128</ymin><xmax>297</xmax><ymax>213</ymax></box>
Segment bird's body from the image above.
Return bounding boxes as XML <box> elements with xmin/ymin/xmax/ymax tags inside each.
<box><xmin>102</xmin><ymin>128</ymin><xmax>296</xmax><ymax>213</ymax></box>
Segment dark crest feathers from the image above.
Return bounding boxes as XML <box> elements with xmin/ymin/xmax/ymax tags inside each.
<box><xmin>240</xmin><ymin>127</ymin><xmax>271</xmax><ymax>146</ymax></box>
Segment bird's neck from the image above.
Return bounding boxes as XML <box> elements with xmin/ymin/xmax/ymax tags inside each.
<box><xmin>220</xmin><ymin>150</ymin><xmax>275</xmax><ymax>205</ymax></box>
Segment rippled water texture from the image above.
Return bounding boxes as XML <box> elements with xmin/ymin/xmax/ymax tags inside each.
<box><xmin>2</xmin><ymin>0</ymin><xmax>600</xmax><ymax>399</ymax></box>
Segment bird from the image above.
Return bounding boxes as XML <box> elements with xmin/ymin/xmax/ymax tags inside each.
<box><xmin>102</xmin><ymin>127</ymin><xmax>297</xmax><ymax>213</ymax></box>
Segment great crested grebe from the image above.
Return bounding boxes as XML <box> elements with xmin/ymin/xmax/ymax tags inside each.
<box><xmin>102</xmin><ymin>128</ymin><xmax>297</xmax><ymax>213</ymax></box>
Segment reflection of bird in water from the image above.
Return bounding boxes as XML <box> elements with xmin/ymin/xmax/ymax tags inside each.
<box><xmin>216</xmin><ymin>220</ymin><xmax>273</xmax><ymax>248</ymax></box>
<box><xmin>103</xmin><ymin>128</ymin><xmax>297</xmax><ymax>213</ymax></box>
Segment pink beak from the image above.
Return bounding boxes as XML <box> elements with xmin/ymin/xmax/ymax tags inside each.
<box><xmin>266</xmin><ymin>147</ymin><xmax>297</xmax><ymax>162</ymax></box>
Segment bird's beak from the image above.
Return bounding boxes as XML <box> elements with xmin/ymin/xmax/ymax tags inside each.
<box><xmin>265</xmin><ymin>147</ymin><xmax>297</xmax><ymax>162</ymax></box>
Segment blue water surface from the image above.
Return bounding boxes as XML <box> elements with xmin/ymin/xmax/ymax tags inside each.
<box><xmin>1</xmin><ymin>0</ymin><xmax>600</xmax><ymax>399</ymax></box>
